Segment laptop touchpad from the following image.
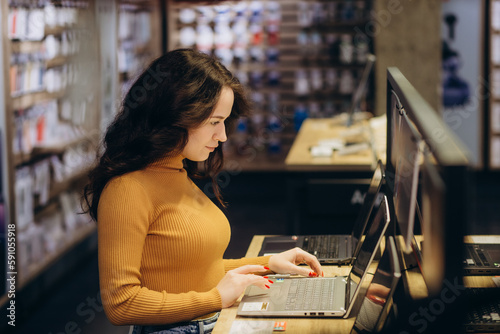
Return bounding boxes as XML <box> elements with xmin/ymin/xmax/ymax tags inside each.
<box><xmin>247</xmin><ymin>285</ymin><xmax>281</xmax><ymax>297</ymax></box>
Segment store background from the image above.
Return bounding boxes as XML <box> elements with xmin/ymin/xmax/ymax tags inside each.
<box><xmin>0</xmin><ymin>0</ymin><xmax>498</xmax><ymax>333</ymax></box>
<box><xmin>441</xmin><ymin>0</ymin><xmax>483</xmax><ymax>167</ymax></box>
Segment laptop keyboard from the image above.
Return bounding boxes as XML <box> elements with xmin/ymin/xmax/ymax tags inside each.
<box><xmin>285</xmin><ymin>278</ymin><xmax>336</xmax><ymax>311</ymax></box>
<box><xmin>465</xmin><ymin>245</ymin><xmax>490</xmax><ymax>267</ymax></box>
<box><xmin>303</xmin><ymin>235</ymin><xmax>342</xmax><ymax>259</ymax></box>
<box><xmin>464</xmin><ymin>288</ymin><xmax>500</xmax><ymax>325</ymax></box>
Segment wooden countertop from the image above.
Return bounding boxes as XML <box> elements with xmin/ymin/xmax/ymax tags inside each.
<box><xmin>285</xmin><ymin>117</ymin><xmax>385</xmax><ymax>172</ymax></box>
<box><xmin>213</xmin><ymin>235</ymin><xmax>498</xmax><ymax>333</ymax></box>
<box><xmin>213</xmin><ymin>235</ymin><xmax>355</xmax><ymax>333</ymax></box>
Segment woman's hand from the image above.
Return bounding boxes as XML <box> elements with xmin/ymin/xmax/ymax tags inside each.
<box><xmin>268</xmin><ymin>247</ymin><xmax>324</xmax><ymax>277</ymax></box>
<box><xmin>216</xmin><ymin>265</ymin><xmax>273</xmax><ymax>308</ymax></box>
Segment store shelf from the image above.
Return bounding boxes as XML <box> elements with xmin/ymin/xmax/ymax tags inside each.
<box><xmin>44</xmin><ymin>25</ymin><xmax>75</xmax><ymax>36</ymax></box>
<box><xmin>46</xmin><ymin>55</ymin><xmax>74</xmax><ymax>69</ymax></box>
<box><xmin>13</xmin><ymin>135</ymin><xmax>97</xmax><ymax>167</ymax></box>
<box><xmin>49</xmin><ymin>169</ymin><xmax>90</xmax><ymax>200</ymax></box>
<box><xmin>11</xmin><ymin>90</ymin><xmax>67</xmax><ymax>110</ymax></box>
<box><xmin>10</xmin><ymin>40</ymin><xmax>43</xmax><ymax>53</ymax></box>
<box><xmin>1</xmin><ymin>0</ymin><xmax>101</xmax><ymax>299</ymax></box>
<box><xmin>33</xmin><ymin>200</ymin><xmax>59</xmax><ymax>220</ymax></box>
<box><xmin>18</xmin><ymin>223</ymin><xmax>96</xmax><ymax>289</ymax></box>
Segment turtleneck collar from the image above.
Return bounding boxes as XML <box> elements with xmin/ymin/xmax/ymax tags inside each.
<box><xmin>148</xmin><ymin>155</ymin><xmax>185</xmax><ymax>171</ymax></box>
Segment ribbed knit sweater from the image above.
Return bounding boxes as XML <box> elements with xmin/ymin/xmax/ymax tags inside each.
<box><xmin>97</xmin><ymin>155</ymin><xmax>271</xmax><ymax>326</ymax></box>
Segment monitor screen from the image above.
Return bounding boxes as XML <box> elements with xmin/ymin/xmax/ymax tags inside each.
<box><xmin>351</xmin><ymin>159</ymin><xmax>384</xmax><ymax>253</ymax></box>
<box><xmin>389</xmin><ymin>91</ymin><xmax>403</xmax><ymax>178</ymax></box>
<box><xmin>420</xmin><ymin>149</ymin><xmax>446</xmax><ymax>296</ymax></box>
<box><xmin>392</xmin><ymin>112</ymin><xmax>422</xmax><ymax>252</ymax></box>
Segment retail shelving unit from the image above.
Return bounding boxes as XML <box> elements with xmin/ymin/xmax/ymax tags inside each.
<box><xmin>0</xmin><ymin>0</ymin><xmax>101</xmax><ymax>295</ymax></box>
<box><xmin>488</xmin><ymin>0</ymin><xmax>500</xmax><ymax>169</ymax></box>
<box><xmin>97</xmin><ymin>0</ymin><xmax>163</xmax><ymax>132</ymax></box>
<box><xmin>0</xmin><ymin>0</ymin><xmax>7</xmax><ymax>309</ymax></box>
<box><xmin>117</xmin><ymin>0</ymin><xmax>163</xmax><ymax>99</ymax></box>
<box><xmin>0</xmin><ymin>0</ymin><xmax>164</xmax><ymax>316</ymax></box>
<box><xmin>0</xmin><ymin>2</ymin><xmax>161</xmax><ymax>324</ymax></box>
<box><xmin>166</xmin><ymin>0</ymin><xmax>375</xmax><ymax>171</ymax></box>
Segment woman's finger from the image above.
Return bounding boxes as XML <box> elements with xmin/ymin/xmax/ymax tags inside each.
<box><xmin>231</xmin><ymin>264</ymin><xmax>270</xmax><ymax>275</ymax></box>
<box><xmin>235</xmin><ymin>273</ymin><xmax>274</xmax><ymax>289</ymax></box>
<box><xmin>295</xmin><ymin>249</ymin><xmax>324</xmax><ymax>276</ymax></box>
<box><xmin>250</xmin><ymin>276</ymin><xmax>274</xmax><ymax>289</ymax></box>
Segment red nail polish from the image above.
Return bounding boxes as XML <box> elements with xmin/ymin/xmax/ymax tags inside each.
<box><xmin>263</xmin><ymin>276</ymin><xmax>268</xmax><ymax>279</ymax></box>
<box><xmin>309</xmin><ymin>271</ymin><xmax>317</xmax><ymax>277</ymax></box>
<box><xmin>268</xmin><ymin>280</ymin><xmax>274</xmax><ymax>284</ymax></box>
<box><xmin>265</xmin><ymin>285</ymin><xmax>270</xmax><ymax>289</ymax></box>
<box><xmin>264</xmin><ymin>266</ymin><xmax>270</xmax><ymax>270</ymax></box>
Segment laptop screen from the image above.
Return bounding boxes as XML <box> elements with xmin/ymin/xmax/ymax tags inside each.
<box><xmin>351</xmin><ymin>160</ymin><xmax>384</xmax><ymax>255</ymax></box>
<box><xmin>345</xmin><ymin>196</ymin><xmax>391</xmax><ymax>315</ymax></box>
<box><xmin>351</xmin><ymin>236</ymin><xmax>401</xmax><ymax>333</ymax></box>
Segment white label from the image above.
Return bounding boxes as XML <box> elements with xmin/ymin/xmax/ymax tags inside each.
<box><xmin>241</xmin><ymin>302</ymin><xmax>269</xmax><ymax>312</ymax></box>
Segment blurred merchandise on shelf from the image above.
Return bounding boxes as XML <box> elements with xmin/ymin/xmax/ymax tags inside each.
<box><xmin>16</xmin><ymin>189</ymin><xmax>91</xmax><ymax>284</ymax></box>
<box><xmin>3</xmin><ymin>0</ymin><xmax>100</xmax><ymax>291</ymax></box>
<box><xmin>168</xmin><ymin>0</ymin><xmax>375</xmax><ymax>164</ymax></box>
<box><xmin>118</xmin><ymin>2</ymin><xmax>157</xmax><ymax>97</ymax></box>
<box><xmin>12</xmin><ymin>98</ymin><xmax>95</xmax><ymax>157</ymax></box>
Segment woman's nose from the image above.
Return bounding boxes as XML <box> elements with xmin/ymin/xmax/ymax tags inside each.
<box><xmin>214</xmin><ymin>124</ymin><xmax>227</xmax><ymax>142</ymax></box>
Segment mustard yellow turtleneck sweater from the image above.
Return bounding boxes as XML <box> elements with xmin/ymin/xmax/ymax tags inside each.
<box><xmin>97</xmin><ymin>155</ymin><xmax>271</xmax><ymax>326</ymax></box>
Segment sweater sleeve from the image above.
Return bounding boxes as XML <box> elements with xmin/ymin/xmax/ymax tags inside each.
<box><xmin>97</xmin><ymin>178</ymin><xmax>222</xmax><ymax>326</ymax></box>
<box><xmin>223</xmin><ymin>256</ymin><xmax>272</xmax><ymax>273</ymax></box>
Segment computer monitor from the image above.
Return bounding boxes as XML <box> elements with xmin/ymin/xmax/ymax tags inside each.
<box><xmin>386</xmin><ymin>67</ymin><xmax>470</xmax><ymax>289</ymax></box>
<box><xmin>420</xmin><ymin>149</ymin><xmax>446</xmax><ymax>296</ymax></box>
<box><xmin>386</xmin><ymin>67</ymin><xmax>471</xmax><ymax>333</ymax></box>
<box><xmin>346</xmin><ymin>54</ymin><xmax>376</xmax><ymax>127</ymax></box>
<box><xmin>392</xmin><ymin>112</ymin><xmax>422</xmax><ymax>252</ymax></box>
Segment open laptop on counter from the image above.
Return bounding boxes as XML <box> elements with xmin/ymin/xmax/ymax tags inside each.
<box><xmin>238</xmin><ymin>196</ymin><xmax>391</xmax><ymax>318</ymax></box>
<box><xmin>464</xmin><ymin>243</ymin><xmax>500</xmax><ymax>275</ymax></box>
<box><xmin>258</xmin><ymin>160</ymin><xmax>384</xmax><ymax>264</ymax></box>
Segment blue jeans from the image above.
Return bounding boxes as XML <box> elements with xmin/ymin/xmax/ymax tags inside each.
<box><xmin>130</xmin><ymin>312</ymin><xmax>219</xmax><ymax>334</ymax></box>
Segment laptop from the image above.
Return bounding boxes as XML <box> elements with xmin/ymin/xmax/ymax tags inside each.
<box><xmin>258</xmin><ymin>160</ymin><xmax>384</xmax><ymax>264</ymax></box>
<box><xmin>350</xmin><ymin>236</ymin><xmax>401</xmax><ymax>333</ymax></box>
<box><xmin>464</xmin><ymin>244</ymin><xmax>500</xmax><ymax>275</ymax></box>
<box><xmin>463</xmin><ymin>287</ymin><xmax>500</xmax><ymax>333</ymax></box>
<box><xmin>237</xmin><ymin>196</ymin><xmax>391</xmax><ymax>318</ymax></box>
<box><xmin>346</xmin><ymin>54</ymin><xmax>376</xmax><ymax>127</ymax></box>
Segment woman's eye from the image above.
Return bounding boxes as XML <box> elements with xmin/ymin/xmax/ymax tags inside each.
<box><xmin>211</xmin><ymin>121</ymin><xmax>220</xmax><ymax>125</ymax></box>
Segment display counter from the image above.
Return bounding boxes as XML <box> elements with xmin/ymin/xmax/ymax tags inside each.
<box><xmin>283</xmin><ymin>116</ymin><xmax>386</xmax><ymax>234</ymax></box>
<box><xmin>213</xmin><ymin>235</ymin><xmax>498</xmax><ymax>333</ymax></box>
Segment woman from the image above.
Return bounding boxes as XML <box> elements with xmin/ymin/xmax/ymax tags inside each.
<box><xmin>83</xmin><ymin>49</ymin><xmax>322</xmax><ymax>334</ymax></box>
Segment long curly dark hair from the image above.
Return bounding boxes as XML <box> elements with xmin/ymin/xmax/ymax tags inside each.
<box><xmin>82</xmin><ymin>49</ymin><xmax>250</xmax><ymax>222</ymax></box>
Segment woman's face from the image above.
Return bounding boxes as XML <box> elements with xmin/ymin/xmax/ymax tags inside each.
<box><xmin>181</xmin><ymin>86</ymin><xmax>234</xmax><ymax>162</ymax></box>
